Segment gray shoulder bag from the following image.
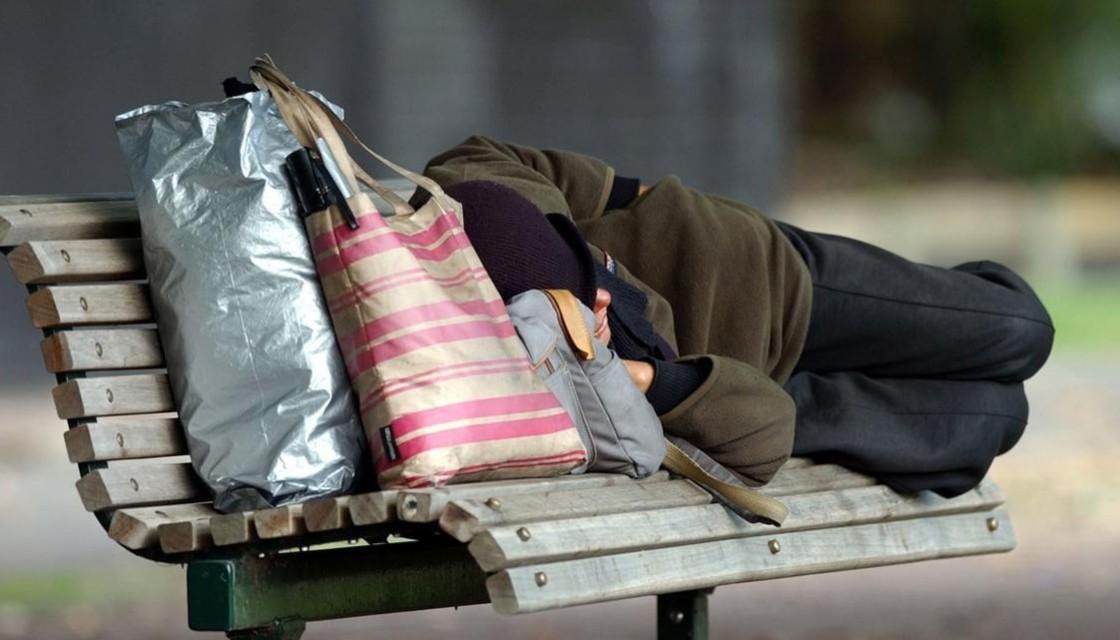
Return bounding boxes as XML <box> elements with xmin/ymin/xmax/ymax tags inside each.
<box><xmin>507</xmin><ymin>289</ymin><xmax>788</xmax><ymax>524</ymax></box>
<box><xmin>507</xmin><ymin>289</ymin><xmax>666</xmax><ymax>477</ymax></box>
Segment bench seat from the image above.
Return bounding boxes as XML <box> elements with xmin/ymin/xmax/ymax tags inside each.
<box><xmin>0</xmin><ymin>193</ymin><xmax>1015</xmax><ymax>639</ymax></box>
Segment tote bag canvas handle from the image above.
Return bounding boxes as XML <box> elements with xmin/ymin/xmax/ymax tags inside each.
<box><xmin>250</xmin><ymin>56</ymin><xmax>449</xmax><ymax>217</ymax></box>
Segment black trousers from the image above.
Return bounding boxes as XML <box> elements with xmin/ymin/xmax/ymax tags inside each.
<box><xmin>777</xmin><ymin>223</ymin><xmax>1055</xmax><ymax>496</ymax></box>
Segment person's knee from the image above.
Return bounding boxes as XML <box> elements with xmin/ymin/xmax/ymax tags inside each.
<box><xmin>995</xmin><ymin>384</ymin><xmax>1029</xmax><ymax>455</ymax></box>
<box><xmin>967</xmin><ymin>261</ymin><xmax>1054</xmax><ymax>380</ymax></box>
<box><xmin>723</xmin><ymin>392</ymin><xmax>796</xmax><ymax>486</ymax></box>
<box><xmin>956</xmin><ymin>260</ymin><xmax>1034</xmax><ymax>296</ymax></box>
<box><xmin>1002</xmin><ymin>303</ymin><xmax>1055</xmax><ymax>381</ymax></box>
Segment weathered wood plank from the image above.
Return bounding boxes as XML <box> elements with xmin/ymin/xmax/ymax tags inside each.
<box><xmin>469</xmin><ymin>479</ymin><xmax>1005</xmax><ymax>571</ymax></box>
<box><xmin>440</xmin><ymin>480</ymin><xmax>711</xmax><ymax>543</ymax></box>
<box><xmin>108</xmin><ymin>502</ymin><xmax>217</xmax><ymax>550</ymax></box>
<box><xmin>75</xmin><ymin>462</ymin><xmax>206</xmax><ymax>511</ymax></box>
<box><xmin>63</xmin><ymin>418</ymin><xmax>185</xmax><ymax>462</ymax></box>
<box><xmin>27</xmin><ymin>283</ymin><xmax>152</xmax><ymax>327</ymax></box>
<box><xmin>41</xmin><ymin>328</ymin><xmax>163</xmax><ymax>373</ymax></box>
<box><xmin>487</xmin><ymin>509</ymin><xmax>1015</xmax><ymax>614</ymax></box>
<box><xmin>159</xmin><ymin>518</ymin><xmax>211</xmax><ymax>554</ymax></box>
<box><xmin>52</xmin><ymin>374</ymin><xmax>173</xmax><ymax>419</ymax></box>
<box><xmin>253</xmin><ymin>505</ymin><xmax>306</xmax><ymax>539</ymax></box>
<box><xmin>760</xmin><ymin>463</ymin><xmax>877</xmax><ymax>497</ymax></box>
<box><xmin>303</xmin><ymin>496</ymin><xmax>352</xmax><ymax>533</ymax></box>
<box><xmin>8</xmin><ymin>238</ymin><xmax>144</xmax><ymax>284</ymax></box>
<box><xmin>397</xmin><ymin>473</ymin><xmax>644</xmax><ymax>523</ymax></box>
<box><xmin>0</xmin><ymin>200</ymin><xmax>139</xmax><ymax>247</ymax></box>
<box><xmin>348</xmin><ymin>490</ymin><xmax>400</xmax><ymax>526</ymax></box>
<box><xmin>211</xmin><ymin>512</ymin><xmax>257</xmax><ymax>547</ymax></box>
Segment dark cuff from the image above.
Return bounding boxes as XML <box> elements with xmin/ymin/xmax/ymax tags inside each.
<box><xmin>605</xmin><ymin>175</ymin><xmax>641</xmax><ymax>210</ymax></box>
<box><xmin>644</xmin><ymin>358</ymin><xmax>710</xmax><ymax>415</ymax></box>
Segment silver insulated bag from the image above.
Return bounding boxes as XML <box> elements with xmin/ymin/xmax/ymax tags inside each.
<box><xmin>115</xmin><ymin>89</ymin><xmax>365</xmax><ymax>512</ymax></box>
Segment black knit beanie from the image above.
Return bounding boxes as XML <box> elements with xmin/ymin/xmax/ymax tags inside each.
<box><xmin>443</xmin><ymin>181</ymin><xmax>598</xmax><ymax>307</ymax></box>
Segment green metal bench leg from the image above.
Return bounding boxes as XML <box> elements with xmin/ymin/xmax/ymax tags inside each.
<box><xmin>657</xmin><ymin>589</ymin><xmax>712</xmax><ymax>640</ymax></box>
<box><xmin>188</xmin><ymin>542</ymin><xmax>488</xmax><ymax>636</ymax></box>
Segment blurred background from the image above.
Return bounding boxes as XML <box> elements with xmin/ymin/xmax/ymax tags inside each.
<box><xmin>1</xmin><ymin>1</ymin><xmax>1117</xmax><ymax>638</ymax></box>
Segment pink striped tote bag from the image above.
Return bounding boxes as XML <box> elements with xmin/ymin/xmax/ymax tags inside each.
<box><xmin>251</xmin><ymin>58</ymin><xmax>587</xmax><ymax>488</ymax></box>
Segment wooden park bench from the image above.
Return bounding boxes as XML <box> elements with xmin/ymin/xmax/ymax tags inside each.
<box><xmin>0</xmin><ymin>191</ymin><xmax>1017</xmax><ymax>639</ymax></box>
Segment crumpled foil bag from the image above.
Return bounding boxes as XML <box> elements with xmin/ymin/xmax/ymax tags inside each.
<box><xmin>115</xmin><ymin>90</ymin><xmax>366</xmax><ymax>512</ymax></box>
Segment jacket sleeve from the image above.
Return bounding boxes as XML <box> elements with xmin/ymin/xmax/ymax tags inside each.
<box><xmin>657</xmin><ymin>355</ymin><xmax>795</xmax><ymax>486</ymax></box>
<box><xmin>584</xmin><ymin>243</ymin><xmax>679</xmax><ymax>354</ymax></box>
<box><xmin>422</xmin><ymin>135</ymin><xmax>616</xmax><ymax>222</ymax></box>
<box><xmin>586</xmin><ymin>249</ymin><xmax>793</xmax><ymax>484</ymax></box>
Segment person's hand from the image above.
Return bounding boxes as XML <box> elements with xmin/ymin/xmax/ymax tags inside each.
<box><xmin>593</xmin><ymin>288</ymin><xmax>612</xmax><ymax>345</ymax></box>
<box><xmin>622</xmin><ymin>359</ymin><xmax>654</xmax><ymax>393</ymax></box>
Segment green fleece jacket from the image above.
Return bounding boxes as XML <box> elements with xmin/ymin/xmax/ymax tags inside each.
<box><xmin>422</xmin><ymin>135</ymin><xmax>812</xmax><ymax>484</ymax></box>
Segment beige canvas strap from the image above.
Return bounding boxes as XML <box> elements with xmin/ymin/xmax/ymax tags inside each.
<box><xmin>662</xmin><ymin>439</ymin><xmax>789</xmax><ymax>524</ymax></box>
<box><xmin>250</xmin><ymin>57</ymin><xmax>414</xmax><ymax>216</ymax></box>
<box><xmin>249</xmin><ymin>55</ymin><xmax>446</xmax><ymax>217</ymax></box>
<box><xmin>543</xmin><ymin>289</ymin><xmax>595</xmax><ymax>361</ymax></box>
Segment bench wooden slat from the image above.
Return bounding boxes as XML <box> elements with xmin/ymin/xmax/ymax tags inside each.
<box><xmin>254</xmin><ymin>504</ymin><xmax>307</xmax><ymax>539</ymax></box>
<box><xmin>42</xmin><ymin>329</ymin><xmax>163</xmax><ymax>373</ymax></box>
<box><xmin>0</xmin><ymin>200</ymin><xmax>139</xmax><ymax>247</ymax></box>
<box><xmin>468</xmin><ymin>479</ymin><xmax>1005</xmax><ymax>572</ymax></box>
<box><xmin>303</xmin><ymin>496</ymin><xmax>352</xmax><ymax>533</ymax></box>
<box><xmin>248</xmin><ymin>473</ymin><xmax>664</xmax><ymax>536</ymax></box>
<box><xmin>261</xmin><ymin>473</ymin><xmax>666</xmax><ymax>538</ymax></box>
<box><xmin>75</xmin><ymin>462</ymin><xmax>206</xmax><ymax>511</ymax></box>
<box><xmin>8</xmin><ymin>238</ymin><xmax>144</xmax><ymax>284</ymax></box>
<box><xmin>760</xmin><ymin>463</ymin><xmax>877</xmax><ymax>497</ymax></box>
<box><xmin>307</xmin><ymin>486</ymin><xmax>426</xmax><ymax>530</ymax></box>
<box><xmin>349</xmin><ymin>490</ymin><xmax>401</xmax><ymax>526</ymax></box>
<box><xmin>487</xmin><ymin>508</ymin><xmax>1015</xmax><ymax>614</ymax></box>
<box><xmin>211</xmin><ymin>512</ymin><xmax>257</xmax><ymax>547</ymax></box>
<box><xmin>52</xmin><ymin>374</ymin><xmax>173</xmax><ymax>419</ymax></box>
<box><xmin>108</xmin><ymin>502</ymin><xmax>217</xmax><ymax>550</ymax></box>
<box><xmin>397</xmin><ymin>473</ymin><xmax>648</xmax><ymax>523</ymax></box>
<box><xmin>27</xmin><ymin>283</ymin><xmax>152</xmax><ymax>327</ymax></box>
<box><xmin>159</xmin><ymin>518</ymin><xmax>212</xmax><ymax>554</ymax></box>
<box><xmin>63</xmin><ymin>418</ymin><xmax>185</xmax><ymax>462</ymax></box>
<box><xmin>303</xmin><ymin>463</ymin><xmax>849</xmax><ymax>538</ymax></box>
<box><xmin>440</xmin><ymin>479</ymin><xmax>710</xmax><ymax>543</ymax></box>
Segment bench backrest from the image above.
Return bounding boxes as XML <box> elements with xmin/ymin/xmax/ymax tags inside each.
<box><xmin>1</xmin><ymin>196</ymin><xmax>208</xmax><ymax>559</ymax></box>
<box><xmin>1</xmin><ymin>183</ymin><xmax>435</xmax><ymax>559</ymax></box>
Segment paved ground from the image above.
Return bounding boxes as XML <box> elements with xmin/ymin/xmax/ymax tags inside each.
<box><xmin>0</xmin><ymin>351</ymin><xmax>1117</xmax><ymax>639</ymax></box>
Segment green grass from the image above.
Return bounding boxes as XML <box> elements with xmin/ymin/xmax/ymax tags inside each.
<box><xmin>1037</xmin><ymin>279</ymin><xmax>1120</xmax><ymax>350</ymax></box>
<box><xmin>0</xmin><ymin>572</ymin><xmax>110</xmax><ymax>613</ymax></box>
<box><xmin>0</xmin><ymin>568</ymin><xmax>179</xmax><ymax>614</ymax></box>
<box><xmin>0</xmin><ymin>573</ymin><xmax>96</xmax><ymax>607</ymax></box>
